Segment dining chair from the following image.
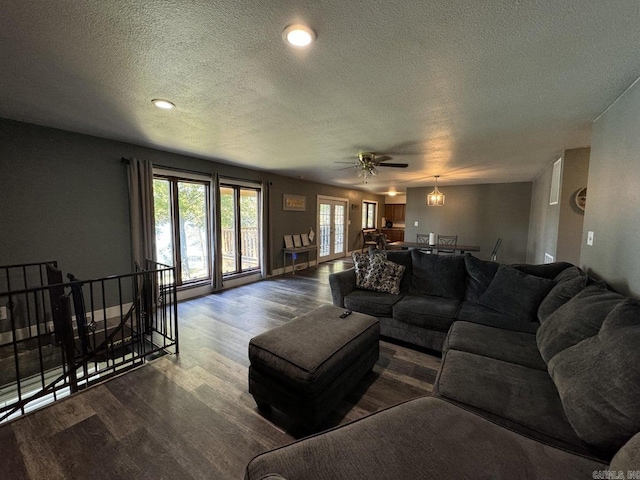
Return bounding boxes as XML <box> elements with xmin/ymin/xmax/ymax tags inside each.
<box><xmin>361</xmin><ymin>228</ymin><xmax>379</xmax><ymax>252</ymax></box>
<box><xmin>437</xmin><ymin>235</ymin><xmax>458</xmax><ymax>255</ymax></box>
<box><xmin>416</xmin><ymin>233</ymin><xmax>432</xmax><ymax>254</ymax></box>
<box><xmin>490</xmin><ymin>238</ymin><xmax>502</xmax><ymax>262</ymax></box>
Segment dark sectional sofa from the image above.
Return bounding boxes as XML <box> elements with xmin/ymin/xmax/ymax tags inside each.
<box><xmin>244</xmin><ymin>251</ymin><xmax>640</xmax><ymax>478</ymax></box>
<box><xmin>329</xmin><ymin>249</ymin><xmax>570</xmax><ymax>352</ymax></box>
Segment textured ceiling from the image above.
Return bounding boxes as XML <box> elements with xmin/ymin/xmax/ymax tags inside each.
<box><xmin>2</xmin><ymin>1</ymin><xmax>640</xmax><ymax>193</ymax></box>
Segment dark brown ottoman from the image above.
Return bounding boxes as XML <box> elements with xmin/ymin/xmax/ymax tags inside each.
<box><xmin>248</xmin><ymin>304</ymin><xmax>379</xmax><ymax>429</ymax></box>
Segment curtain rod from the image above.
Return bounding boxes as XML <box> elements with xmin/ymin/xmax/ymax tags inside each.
<box><xmin>121</xmin><ymin>157</ymin><xmax>212</xmax><ymax>177</ymax></box>
<box><xmin>121</xmin><ymin>157</ymin><xmax>266</xmax><ymax>185</ymax></box>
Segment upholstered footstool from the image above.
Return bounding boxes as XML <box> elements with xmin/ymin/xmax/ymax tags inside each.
<box><xmin>248</xmin><ymin>304</ymin><xmax>380</xmax><ymax>429</ymax></box>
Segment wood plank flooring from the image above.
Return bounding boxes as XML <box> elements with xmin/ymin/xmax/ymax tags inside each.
<box><xmin>0</xmin><ymin>260</ymin><xmax>441</xmax><ymax>479</ymax></box>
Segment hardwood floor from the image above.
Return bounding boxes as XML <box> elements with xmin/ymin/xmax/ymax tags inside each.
<box><xmin>0</xmin><ymin>259</ymin><xmax>440</xmax><ymax>480</ymax></box>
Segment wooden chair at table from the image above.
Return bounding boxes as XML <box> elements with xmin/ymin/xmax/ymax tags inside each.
<box><xmin>361</xmin><ymin>228</ymin><xmax>379</xmax><ymax>252</ymax></box>
<box><xmin>416</xmin><ymin>233</ymin><xmax>432</xmax><ymax>254</ymax></box>
<box><xmin>437</xmin><ymin>235</ymin><xmax>458</xmax><ymax>255</ymax></box>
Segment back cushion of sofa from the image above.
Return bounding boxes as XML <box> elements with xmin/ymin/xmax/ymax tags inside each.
<box><xmin>549</xmin><ymin>299</ymin><xmax>640</xmax><ymax>453</ymax></box>
<box><xmin>537</xmin><ymin>266</ymin><xmax>589</xmax><ymax>323</ymax></box>
<box><xmin>513</xmin><ymin>262</ymin><xmax>574</xmax><ymax>279</ymax></box>
<box><xmin>536</xmin><ymin>284</ymin><xmax>626</xmax><ymax>364</ymax></box>
<box><xmin>478</xmin><ymin>265</ymin><xmax>554</xmax><ymax>322</ymax></box>
<box><xmin>410</xmin><ymin>250</ymin><xmax>466</xmax><ymax>300</ymax></box>
<box><xmin>379</xmin><ymin>249</ymin><xmax>413</xmax><ymax>293</ymax></box>
<box><xmin>464</xmin><ymin>254</ymin><xmax>499</xmax><ymax>302</ymax></box>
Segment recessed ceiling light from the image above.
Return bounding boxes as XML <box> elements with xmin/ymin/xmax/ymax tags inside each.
<box><xmin>282</xmin><ymin>24</ymin><xmax>316</xmax><ymax>48</ymax></box>
<box><xmin>388</xmin><ymin>190</ymin><xmax>397</xmax><ymax>197</ymax></box>
<box><xmin>151</xmin><ymin>99</ymin><xmax>175</xmax><ymax>109</ymax></box>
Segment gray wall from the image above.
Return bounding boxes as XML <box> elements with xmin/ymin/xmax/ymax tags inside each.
<box><xmin>527</xmin><ymin>148</ymin><xmax>590</xmax><ymax>265</ymax></box>
<box><xmin>580</xmin><ymin>80</ymin><xmax>640</xmax><ymax>297</ymax></box>
<box><xmin>405</xmin><ymin>182</ymin><xmax>532</xmax><ymax>264</ymax></box>
<box><xmin>268</xmin><ymin>181</ymin><xmax>384</xmax><ymax>269</ymax></box>
<box><xmin>0</xmin><ymin>118</ymin><xmax>383</xmax><ymax>281</ymax></box>
<box><xmin>526</xmin><ymin>160</ymin><xmax>560</xmax><ymax>264</ymax></box>
<box><xmin>556</xmin><ymin>148</ymin><xmax>590</xmax><ymax>265</ymax></box>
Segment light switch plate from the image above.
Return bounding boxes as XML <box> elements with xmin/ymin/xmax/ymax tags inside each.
<box><xmin>414</xmin><ymin>221</ymin><xmax>419</xmax><ymax>227</ymax></box>
<box><xmin>587</xmin><ymin>231</ymin><xmax>594</xmax><ymax>246</ymax></box>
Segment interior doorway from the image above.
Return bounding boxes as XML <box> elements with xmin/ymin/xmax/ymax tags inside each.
<box><xmin>317</xmin><ymin>196</ymin><xmax>349</xmax><ymax>262</ymax></box>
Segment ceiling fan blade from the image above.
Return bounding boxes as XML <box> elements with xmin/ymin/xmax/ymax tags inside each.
<box><xmin>375</xmin><ymin>155</ymin><xmax>393</xmax><ymax>163</ymax></box>
<box><xmin>378</xmin><ymin>163</ymin><xmax>409</xmax><ymax>168</ymax></box>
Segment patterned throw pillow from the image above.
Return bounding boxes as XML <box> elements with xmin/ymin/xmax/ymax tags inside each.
<box><xmin>352</xmin><ymin>252</ymin><xmax>387</xmax><ymax>288</ymax></box>
<box><xmin>361</xmin><ymin>255</ymin><xmax>406</xmax><ymax>295</ymax></box>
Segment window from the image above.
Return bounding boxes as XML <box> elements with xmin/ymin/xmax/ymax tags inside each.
<box><xmin>220</xmin><ymin>182</ymin><xmax>262</xmax><ymax>276</ymax></box>
<box><xmin>362</xmin><ymin>201</ymin><xmax>377</xmax><ymax>228</ymax></box>
<box><xmin>153</xmin><ymin>174</ymin><xmax>211</xmax><ymax>286</ymax></box>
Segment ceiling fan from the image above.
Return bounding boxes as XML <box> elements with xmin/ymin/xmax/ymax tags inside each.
<box><xmin>335</xmin><ymin>152</ymin><xmax>409</xmax><ymax>182</ymax></box>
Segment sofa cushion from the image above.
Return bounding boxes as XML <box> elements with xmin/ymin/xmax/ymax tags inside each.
<box><xmin>360</xmin><ymin>255</ymin><xmax>405</xmax><ymax>295</ymax></box>
<box><xmin>443</xmin><ymin>321</ymin><xmax>546</xmax><ymax>371</ymax></box>
<box><xmin>456</xmin><ymin>302</ymin><xmax>540</xmax><ymax>333</ymax></box>
<box><xmin>478</xmin><ymin>265</ymin><xmax>555</xmax><ymax>322</ymax></box>
<box><xmin>344</xmin><ymin>290</ymin><xmax>404</xmax><ymax>317</ymax></box>
<box><xmin>244</xmin><ymin>397</ymin><xmax>607</xmax><ymax>480</ymax></box>
<box><xmin>410</xmin><ymin>250</ymin><xmax>466</xmax><ymax>300</ymax></box>
<box><xmin>513</xmin><ymin>262</ymin><xmax>573</xmax><ymax>279</ymax></box>
<box><xmin>609</xmin><ymin>432</ymin><xmax>640</xmax><ymax>472</ymax></box>
<box><xmin>536</xmin><ymin>284</ymin><xmax>626</xmax><ymax>364</ymax></box>
<box><xmin>436</xmin><ymin>350</ymin><xmax>587</xmax><ymax>449</ymax></box>
<box><xmin>392</xmin><ymin>294</ymin><xmax>461</xmax><ymax>332</ymax></box>
<box><xmin>464</xmin><ymin>254</ymin><xmax>499</xmax><ymax>302</ymax></box>
<box><xmin>548</xmin><ymin>299</ymin><xmax>640</xmax><ymax>454</ymax></box>
<box><xmin>537</xmin><ymin>267</ymin><xmax>588</xmax><ymax>323</ymax></box>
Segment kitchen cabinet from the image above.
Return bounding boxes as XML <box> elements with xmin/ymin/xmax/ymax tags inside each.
<box><xmin>384</xmin><ymin>204</ymin><xmax>406</xmax><ymax>222</ymax></box>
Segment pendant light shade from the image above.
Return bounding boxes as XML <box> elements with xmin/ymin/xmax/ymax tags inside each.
<box><xmin>427</xmin><ymin>175</ymin><xmax>445</xmax><ymax>206</ymax></box>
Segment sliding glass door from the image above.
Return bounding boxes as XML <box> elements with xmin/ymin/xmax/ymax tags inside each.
<box><xmin>153</xmin><ymin>176</ymin><xmax>211</xmax><ymax>285</ymax></box>
<box><xmin>220</xmin><ymin>184</ymin><xmax>262</xmax><ymax>276</ymax></box>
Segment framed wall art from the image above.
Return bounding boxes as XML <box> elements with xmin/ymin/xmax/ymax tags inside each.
<box><xmin>283</xmin><ymin>194</ymin><xmax>306</xmax><ymax>211</ymax></box>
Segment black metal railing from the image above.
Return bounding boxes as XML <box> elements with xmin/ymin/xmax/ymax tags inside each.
<box><xmin>0</xmin><ymin>260</ymin><xmax>178</xmax><ymax>422</ymax></box>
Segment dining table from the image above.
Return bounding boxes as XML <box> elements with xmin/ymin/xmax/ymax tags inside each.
<box><xmin>387</xmin><ymin>241</ymin><xmax>480</xmax><ymax>254</ymax></box>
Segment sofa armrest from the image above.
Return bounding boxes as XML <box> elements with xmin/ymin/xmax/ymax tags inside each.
<box><xmin>329</xmin><ymin>269</ymin><xmax>357</xmax><ymax>307</ymax></box>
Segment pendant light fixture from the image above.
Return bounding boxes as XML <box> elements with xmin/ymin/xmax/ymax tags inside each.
<box><xmin>427</xmin><ymin>175</ymin><xmax>445</xmax><ymax>206</ymax></box>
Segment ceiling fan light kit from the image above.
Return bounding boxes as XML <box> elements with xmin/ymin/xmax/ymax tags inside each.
<box><xmin>427</xmin><ymin>175</ymin><xmax>445</xmax><ymax>206</ymax></box>
<box><xmin>335</xmin><ymin>152</ymin><xmax>409</xmax><ymax>183</ymax></box>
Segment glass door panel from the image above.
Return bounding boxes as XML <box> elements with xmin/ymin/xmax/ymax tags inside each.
<box><xmin>153</xmin><ymin>178</ymin><xmax>174</xmax><ymax>267</ymax></box>
<box><xmin>177</xmin><ymin>182</ymin><xmax>210</xmax><ymax>282</ymax></box>
<box><xmin>333</xmin><ymin>204</ymin><xmax>345</xmax><ymax>254</ymax></box>
<box><xmin>319</xmin><ymin>203</ymin><xmax>332</xmax><ymax>257</ymax></box>
<box><xmin>239</xmin><ymin>188</ymin><xmax>260</xmax><ymax>272</ymax></box>
<box><xmin>220</xmin><ymin>187</ymin><xmax>237</xmax><ymax>274</ymax></box>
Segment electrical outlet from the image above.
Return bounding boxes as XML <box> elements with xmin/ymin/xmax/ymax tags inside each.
<box><xmin>414</xmin><ymin>221</ymin><xmax>419</xmax><ymax>227</ymax></box>
<box><xmin>587</xmin><ymin>231</ymin><xmax>594</xmax><ymax>246</ymax></box>
<box><xmin>0</xmin><ymin>306</ymin><xmax>7</xmax><ymax>321</ymax></box>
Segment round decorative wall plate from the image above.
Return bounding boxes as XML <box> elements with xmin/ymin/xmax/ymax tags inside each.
<box><xmin>575</xmin><ymin>187</ymin><xmax>587</xmax><ymax>211</ymax></box>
